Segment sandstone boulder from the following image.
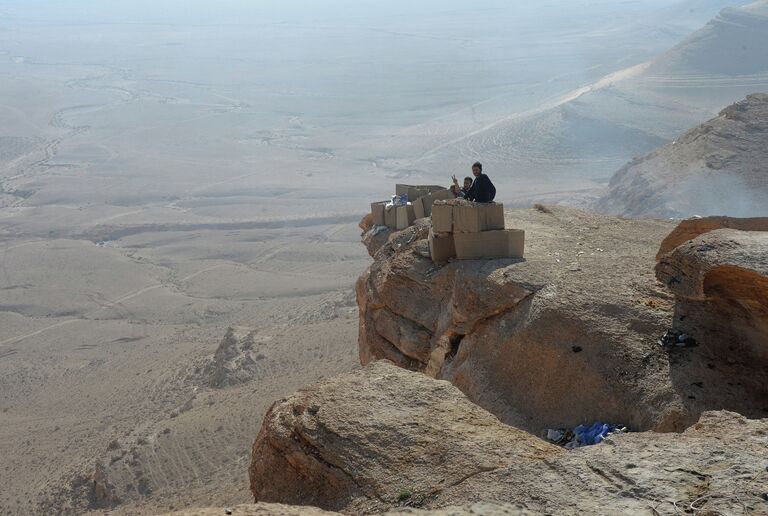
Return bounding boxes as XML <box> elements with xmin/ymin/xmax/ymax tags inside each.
<box><xmin>248</xmin><ymin>362</ymin><xmax>768</xmax><ymax>514</ymax></box>
<box><xmin>249</xmin><ymin>360</ymin><xmax>559</xmax><ymax>514</ymax></box>
<box><xmin>656</xmin><ymin>216</ymin><xmax>768</xmax><ymax>259</ymax></box>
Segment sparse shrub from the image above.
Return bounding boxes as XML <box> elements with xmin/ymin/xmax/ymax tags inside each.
<box><xmin>396</xmin><ymin>489</ymin><xmax>412</xmax><ymax>502</ymax></box>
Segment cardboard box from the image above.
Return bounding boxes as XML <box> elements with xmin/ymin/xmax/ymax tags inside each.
<box><xmin>421</xmin><ymin>184</ymin><xmax>448</xmax><ymax>194</ymax></box>
<box><xmin>421</xmin><ymin>189</ymin><xmax>454</xmax><ymax>217</ymax></box>
<box><xmin>453</xmin><ymin>203</ymin><xmax>505</xmax><ymax>233</ymax></box>
<box><xmin>371</xmin><ymin>201</ymin><xmax>387</xmax><ymax>226</ymax></box>
<box><xmin>396</xmin><ymin>184</ymin><xmax>448</xmax><ymax>201</ymax></box>
<box><xmin>429</xmin><ymin>229</ymin><xmax>456</xmax><ymax>263</ymax></box>
<box><xmin>396</xmin><ymin>204</ymin><xmax>415</xmax><ymax>230</ymax></box>
<box><xmin>384</xmin><ymin>205</ymin><xmax>398</xmax><ymax>228</ymax></box>
<box><xmin>431</xmin><ymin>204</ymin><xmax>453</xmax><ymax>233</ymax></box>
<box><xmin>413</xmin><ymin>197</ymin><xmax>427</xmax><ymax>220</ymax></box>
<box><xmin>454</xmin><ymin>229</ymin><xmax>525</xmax><ymax>260</ymax></box>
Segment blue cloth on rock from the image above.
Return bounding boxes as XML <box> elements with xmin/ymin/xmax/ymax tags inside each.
<box><xmin>574</xmin><ymin>422</ymin><xmax>615</xmax><ymax>445</ymax></box>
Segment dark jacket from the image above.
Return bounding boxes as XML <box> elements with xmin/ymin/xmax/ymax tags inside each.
<box><xmin>467</xmin><ymin>173</ymin><xmax>496</xmax><ymax>203</ymax></box>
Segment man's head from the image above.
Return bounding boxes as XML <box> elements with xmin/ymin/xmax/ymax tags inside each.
<box><xmin>471</xmin><ymin>161</ymin><xmax>482</xmax><ymax>177</ymax></box>
<box><xmin>463</xmin><ymin>177</ymin><xmax>473</xmax><ymax>189</ymax></box>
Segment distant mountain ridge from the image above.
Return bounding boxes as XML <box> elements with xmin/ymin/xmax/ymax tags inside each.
<box><xmin>644</xmin><ymin>1</ymin><xmax>768</xmax><ymax>77</ymax></box>
<box><xmin>595</xmin><ymin>93</ymin><xmax>768</xmax><ymax>218</ymax></box>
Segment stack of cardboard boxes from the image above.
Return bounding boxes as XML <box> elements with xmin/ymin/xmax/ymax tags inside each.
<box><xmin>429</xmin><ymin>202</ymin><xmax>525</xmax><ymax>263</ymax></box>
<box><xmin>370</xmin><ymin>184</ymin><xmax>454</xmax><ymax>230</ymax></box>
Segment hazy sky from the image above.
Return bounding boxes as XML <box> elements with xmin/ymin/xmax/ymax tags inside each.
<box><xmin>0</xmin><ymin>0</ymin><xmax>721</xmax><ymax>24</ymax></box>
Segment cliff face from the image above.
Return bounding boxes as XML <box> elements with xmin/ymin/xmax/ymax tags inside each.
<box><xmin>656</xmin><ymin>227</ymin><xmax>768</xmax><ymax>399</ymax></box>
<box><xmin>234</xmin><ymin>208</ymin><xmax>768</xmax><ymax>515</ymax></box>
<box><xmin>246</xmin><ymin>361</ymin><xmax>768</xmax><ymax>515</ymax></box>
<box><xmin>356</xmin><ymin>206</ymin><xmax>768</xmax><ymax>433</ymax></box>
<box><xmin>595</xmin><ymin>94</ymin><xmax>768</xmax><ymax>219</ymax></box>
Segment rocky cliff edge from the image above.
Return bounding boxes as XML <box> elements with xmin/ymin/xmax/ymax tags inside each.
<box><xmin>245</xmin><ymin>361</ymin><xmax>768</xmax><ymax>515</ymax></box>
<box><xmin>356</xmin><ymin>206</ymin><xmax>768</xmax><ymax>433</ymax></box>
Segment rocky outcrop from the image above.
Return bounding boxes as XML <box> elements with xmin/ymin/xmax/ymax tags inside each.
<box><xmin>165</xmin><ymin>502</ymin><xmax>535</xmax><ymax>515</ymax></box>
<box><xmin>248</xmin><ymin>361</ymin><xmax>768</xmax><ymax>515</ymax></box>
<box><xmin>595</xmin><ymin>93</ymin><xmax>768</xmax><ymax>219</ymax></box>
<box><xmin>656</xmin><ymin>228</ymin><xmax>768</xmax><ymax>399</ymax></box>
<box><xmin>249</xmin><ymin>360</ymin><xmax>558</xmax><ymax>514</ymax></box>
<box><xmin>656</xmin><ymin>216</ymin><xmax>768</xmax><ymax>259</ymax></box>
<box><xmin>203</xmin><ymin>327</ymin><xmax>267</xmax><ymax>388</ymax></box>
<box><xmin>441</xmin><ymin>410</ymin><xmax>768</xmax><ymax>515</ymax></box>
<box><xmin>164</xmin><ymin>504</ymin><xmax>337</xmax><ymax>515</ymax></box>
<box><xmin>356</xmin><ymin>206</ymin><xmax>768</xmax><ymax>433</ymax></box>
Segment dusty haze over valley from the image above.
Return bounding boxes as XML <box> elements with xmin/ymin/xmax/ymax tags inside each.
<box><xmin>1</xmin><ymin>1</ymin><xmax>767</xmax><ymax>514</ymax></box>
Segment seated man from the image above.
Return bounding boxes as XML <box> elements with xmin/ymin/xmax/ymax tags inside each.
<box><xmin>451</xmin><ymin>175</ymin><xmax>473</xmax><ymax>199</ymax></box>
<box><xmin>465</xmin><ymin>162</ymin><xmax>496</xmax><ymax>203</ymax></box>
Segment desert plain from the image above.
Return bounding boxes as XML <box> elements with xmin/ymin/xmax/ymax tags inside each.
<box><xmin>1</xmin><ymin>1</ymin><xmax>767</xmax><ymax>514</ymax></box>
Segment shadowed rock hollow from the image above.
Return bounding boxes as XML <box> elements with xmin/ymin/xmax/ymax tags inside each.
<box><xmin>657</xmin><ymin>227</ymin><xmax>768</xmax><ymax>401</ymax></box>
<box><xmin>356</xmin><ymin>206</ymin><xmax>768</xmax><ymax>433</ymax></box>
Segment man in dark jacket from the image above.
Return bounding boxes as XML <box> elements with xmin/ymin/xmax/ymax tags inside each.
<box><xmin>465</xmin><ymin>162</ymin><xmax>496</xmax><ymax>202</ymax></box>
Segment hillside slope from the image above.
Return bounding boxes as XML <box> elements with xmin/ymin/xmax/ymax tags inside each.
<box><xmin>595</xmin><ymin>93</ymin><xmax>768</xmax><ymax>218</ymax></box>
<box><xmin>646</xmin><ymin>0</ymin><xmax>768</xmax><ymax>77</ymax></box>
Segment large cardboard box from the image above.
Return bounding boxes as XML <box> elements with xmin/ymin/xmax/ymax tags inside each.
<box><xmin>396</xmin><ymin>204</ymin><xmax>415</xmax><ymax>230</ymax></box>
<box><xmin>454</xmin><ymin>229</ymin><xmax>525</xmax><ymax>260</ymax></box>
<box><xmin>453</xmin><ymin>203</ymin><xmax>505</xmax><ymax>233</ymax></box>
<box><xmin>420</xmin><ymin>184</ymin><xmax>447</xmax><ymax>195</ymax></box>
<box><xmin>384</xmin><ymin>205</ymin><xmax>398</xmax><ymax>228</ymax></box>
<box><xmin>371</xmin><ymin>201</ymin><xmax>387</xmax><ymax>226</ymax></box>
<box><xmin>396</xmin><ymin>184</ymin><xmax>448</xmax><ymax>201</ymax></box>
<box><xmin>431</xmin><ymin>203</ymin><xmax>453</xmax><ymax>233</ymax></box>
<box><xmin>421</xmin><ymin>189</ymin><xmax>454</xmax><ymax>217</ymax></box>
<box><xmin>429</xmin><ymin>229</ymin><xmax>455</xmax><ymax>263</ymax></box>
<box><xmin>413</xmin><ymin>197</ymin><xmax>427</xmax><ymax>220</ymax></box>
<box><xmin>395</xmin><ymin>184</ymin><xmax>422</xmax><ymax>201</ymax></box>
<box><xmin>395</xmin><ymin>184</ymin><xmax>411</xmax><ymax>197</ymax></box>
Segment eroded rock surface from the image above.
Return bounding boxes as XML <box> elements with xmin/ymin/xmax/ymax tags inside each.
<box><xmin>248</xmin><ymin>362</ymin><xmax>768</xmax><ymax>515</ymax></box>
<box><xmin>166</xmin><ymin>502</ymin><xmax>535</xmax><ymax>516</ymax></box>
<box><xmin>442</xmin><ymin>410</ymin><xmax>768</xmax><ymax>515</ymax></box>
<box><xmin>357</xmin><ymin>206</ymin><xmax>768</xmax><ymax>432</ymax></box>
<box><xmin>249</xmin><ymin>361</ymin><xmax>559</xmax><ymax>514</ymax></box>
<box><xmin>656</xmin><ymin>228</ymin><xmax>768</xmax><ymax>401</ymax></box>
<box><xmin>656</xmin><ymin>216</ymin><xmax>768</xmax><ymax>259</ymax></box>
